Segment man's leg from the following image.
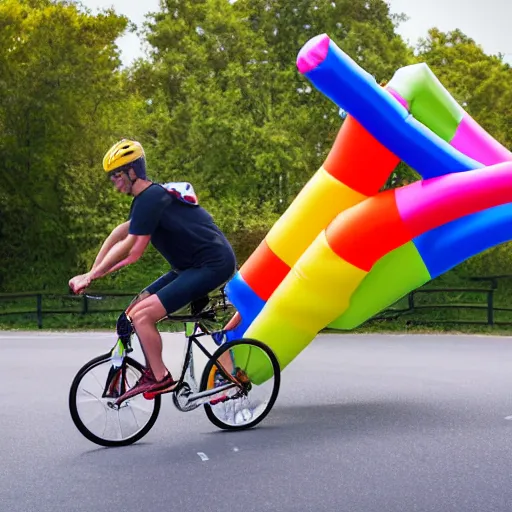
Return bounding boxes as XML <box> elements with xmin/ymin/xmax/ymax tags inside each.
<box><xmin>125</xmin><ymin>269</ymin><xmax>217</xmax><ymax>383</ymax></box>
<box><xmin>131</xmin><ymin>266</ymin><xmax>231</xmax><ymax>379</ymax></box>
<box><xmin>128</xmin><ymin>294</ymin><xmax>168</xmax><ymax>381</ymax></box>
<box><xmin>114</xmin><ymin>292</ymin><xmax>176</xmax><ymax>405</ymax></box>
<box><xmin>114</xmin><ymin>291</ymin><xmax>151</xmax><ymax>343</ymax></box>
<box><xmin>115</xmin><ymin>266</ymin><xmax>234</xmax><ymax>405</ymax></box>
<box><xmin>112</xmin><ymin>272</ymin><xmax>178</xmax><ymax>388</ymax></box>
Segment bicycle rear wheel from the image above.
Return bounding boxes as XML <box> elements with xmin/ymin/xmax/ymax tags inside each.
<box><xmin>69</xmin><ymin>354</ymin><xmax>161</xmax><ymax>447</ymax></box>
<box><xmin>200</xmin><ymin>338</ymin><xmax>280</xmax><ymax>430</ymax></box>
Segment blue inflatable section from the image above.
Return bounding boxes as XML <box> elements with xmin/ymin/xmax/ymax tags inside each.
<box><xmin>303</xmin><ymin>39</ymin><xmax>483</xmax><ymax>179</ymax></box>
<box><xmin>414</xmin><ymin>203</ymin><xmax>512</xmax><ymax>278</ymax></box>
<box><xmin>224</xmin><ymin>272</ymin><xmax>266</xmax><ymax>341</ymax></box>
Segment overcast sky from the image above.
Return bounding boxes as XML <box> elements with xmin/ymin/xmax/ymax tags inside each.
<box><xmin>77</xmin><ymin>0</ymin><xmax>512</xmax><ymax>66</ymax></box>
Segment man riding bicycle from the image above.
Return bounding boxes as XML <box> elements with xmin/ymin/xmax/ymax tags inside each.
<box><xmin>69</xmin><ymin>139</ymin><xmax>237</xmax><ymax>404</ymax></box>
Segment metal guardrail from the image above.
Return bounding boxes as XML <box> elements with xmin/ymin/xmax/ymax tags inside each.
<box><xmin>2</xmin><ymin>275</ymin><xmax>512</xmax><ymax>329</ymax></box>
<box><xmin>0</xmin><ymin>292</ymin><xmax>136</xmax><ymax>329</ymax></box>
<box><xmin>372</xmin><ymin>275</ymin><xmax>512</xmax><ymax>326</ymax></box>
<box><xmin>373</xmin><ymin>288</ymin><xmax>499</xmax><ymax>326</ymax></box>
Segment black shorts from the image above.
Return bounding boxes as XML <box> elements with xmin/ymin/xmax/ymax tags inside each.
<box><xmin>144</xmin><ymin>263</ymin><xmax>235</xmax><ymax>315</ymax></box>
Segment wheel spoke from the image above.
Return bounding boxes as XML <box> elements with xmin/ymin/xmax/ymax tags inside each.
<box><xmin>78</xmin><ymin>387</ymin><xmax>104</xmax><ymax>405</ymax></box>
<box><xmin>70</xmin><ymin>356</ymin><xmax>160</xmax><ymax>446</ymax></box>
<box><xmin>200</xmin><ymin>340</ymin><xmax>280</xmax><ymax>430</ymax></box>
<box><xmin>89</xmin><ymin>370</ymin><xmax>107</xmax><ymax>393</ymax></box>
<box><xmin>128</xmin><ymin>405</ymin><xmax>141</xmax><ymax>431</ymax></box>
<box><xmin>83</xmin><ymin>408</ymin><xmax>107</xmax><ymax>428</ymax></box>
<box><xmin>128</xmin><ymin>400</ymin><xmax>154</xmax><ymax>416</ymax></box>
<box><xmin>116</xmin><ymin>411</ymin><xmax>124</xmax><ymax>440</ymax></box>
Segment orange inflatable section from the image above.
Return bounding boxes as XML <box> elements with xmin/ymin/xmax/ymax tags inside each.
<box><xmin>325</xmin><ymin>189</ymin><xmax>412</xmax><ymax>271</ymax></box>
<box><xmin>240</xmin><ymin>240</ymin><xmax>291</xmax><ymax>301</ymax></box>
<box><xmin>324</xmin><ymin>116</ymin><xmax>400</xmax><ymax>196</ymax></box>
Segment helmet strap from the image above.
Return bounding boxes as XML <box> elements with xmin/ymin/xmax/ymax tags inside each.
<box><xmin>124</xmin><ymin>169</ymin><xmax>139</xmax><ymax>185</ymax></box>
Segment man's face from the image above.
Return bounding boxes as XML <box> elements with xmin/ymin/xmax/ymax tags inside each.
<box><xmin>110</xmin><ymin>170</ymin><xmax>132</xmax><ymax>195</ymax></box>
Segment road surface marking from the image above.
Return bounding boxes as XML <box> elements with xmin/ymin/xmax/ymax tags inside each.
<box><xmin>197</xmin><ymin>452</ymin><xmax>209</xmax><ymax>461</ymax></box>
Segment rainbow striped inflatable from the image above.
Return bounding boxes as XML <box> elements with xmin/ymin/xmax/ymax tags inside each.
<box><xmin>225</xmin><ymin>34</ymin><xmax>512</xmax><ymax>374</ymax></box>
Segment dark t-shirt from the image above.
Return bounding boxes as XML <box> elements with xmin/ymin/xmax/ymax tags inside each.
<box><xmin>128</xmin><ymin>184</ymin><xmax>236</xmax><ymax>271</ymax></box>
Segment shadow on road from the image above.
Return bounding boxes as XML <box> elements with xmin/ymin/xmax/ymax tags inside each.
<box><xmin>73</xmin><ymin>398</ymin><xmax>480</xmax><ymax>464</ymax></box>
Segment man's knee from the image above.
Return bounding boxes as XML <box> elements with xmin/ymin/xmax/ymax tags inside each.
<box><xmin>127</xmin><ymin>291</ymin><xmax>151</xmax><ymax>314</ymax></box>
<box><xmin>130</xmin><ymin>308</ymin><xmax>158</xmax><ymax>329</ymax></box>
<box><xmin>129</xmin><ymin>295</ymin><xmax>167</xmax><ymax>330</ymax></box>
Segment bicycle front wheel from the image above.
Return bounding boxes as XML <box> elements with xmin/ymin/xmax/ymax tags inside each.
<box><xmin>69</xmin><ymin>354</ymin><xmax>161</xmax><ymax>447</ymax></box>
<box><xmin>200</xmin><ymin>338</ymin><xmax>280</xmax><ymax>430</ymax></box>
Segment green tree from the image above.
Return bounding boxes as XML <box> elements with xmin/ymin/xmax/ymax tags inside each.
<box><xmin>137</xmin><ymin>0</ymin><xmax>411</xmax><ymax>261</ymax></box>
<box><xmin>415</xmin><ymin>28</ymin><xmax>512</xmax><ymax>148</ymax></box>
<box><xmin>0</xmin><ymin>0</ymin><xmax>137</xmax><ymax>291</ymax></box>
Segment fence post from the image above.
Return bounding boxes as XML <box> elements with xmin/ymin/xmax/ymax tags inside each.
<box><xmin>408</xmin><ymin>292</ymin><xmax>414</xmax><ymax>311</ymax></box>
<box><xmin>487</xmin><ymin>290</ymin><xmax>494</xmax><ymax>326</ymax></box>
<box><xmin>82</xmin><ymin>294</ymin><xmax>88</xmax><ymax>315</ymax></box>
<box><xmin>37</xmin><ymin>294</ymin><xmax>43</xmax><ymax>329</ymax></box>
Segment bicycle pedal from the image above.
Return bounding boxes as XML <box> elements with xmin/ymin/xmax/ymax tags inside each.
<box><xmin>143</xmin><ymin>386</ymin><xmax>176</xmax><ymax>400</ymax></box>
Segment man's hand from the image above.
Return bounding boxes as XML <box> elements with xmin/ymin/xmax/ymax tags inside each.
<box><xmin>69</xmin><ymin>273</ymin><xmax>92</xmax><ymax>295</ymax></box>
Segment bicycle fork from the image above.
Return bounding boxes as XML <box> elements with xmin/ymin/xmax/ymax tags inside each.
<box><xmin>102</xmin><ymin>339</ymin><xmax>129</xmax><ymax>399</ymax></box>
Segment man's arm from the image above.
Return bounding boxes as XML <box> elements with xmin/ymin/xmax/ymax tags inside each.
<box><xmin>90</xmin><ymin>234</ymin><xmax>151</xmax><ymax>280</ymax></box>
<box><xmin>69</xmin><ymin>234</ymin><xmax>150</xmax><ymax>294</ymax></box>
<box><xmin>91</xmin><ymin>221</ymin><xmax>131</xmax><ymax>273</ymax></box>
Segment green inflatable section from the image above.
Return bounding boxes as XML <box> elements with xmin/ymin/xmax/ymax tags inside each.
<box><xmin>387</xmin><ymin>63</ymin><xmax>464</xmax><ymax>142</ymax></box>
<box><xmin>327</xmin><ymin>242</ymin><xmax>431</xmax><ymax>330</ymax></box>
<box><xmin>232</xmin><ymin>342</ymin><xmax>276</xmax><ymax>385</ymax></box>
<box><xmin>237</xmin><ymin>244</ymin><xmax>430</xmax><ymax>382</ymax></box>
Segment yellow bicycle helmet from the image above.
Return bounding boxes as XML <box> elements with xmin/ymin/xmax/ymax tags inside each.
<box><xmin>103</xmin><ymin>139</ymin><xmax>147</xmax><ymax>179</ymax></box>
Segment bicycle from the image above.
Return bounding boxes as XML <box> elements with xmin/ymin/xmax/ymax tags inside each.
<box><xmin>68</xmin><ymin>289</ymin><xmax>281</xmax><ymax>447</ymax></box>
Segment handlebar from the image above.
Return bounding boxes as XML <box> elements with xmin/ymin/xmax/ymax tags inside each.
<box><xmin>68</xmin><ymin>287</ymin><xmax>104</xmax><ymax>300</ymax></box>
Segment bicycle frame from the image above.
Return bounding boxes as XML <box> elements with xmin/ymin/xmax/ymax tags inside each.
<box><xmin>171</xmin><ymin>322</ymin><xmax>240</xmax><ymax>411</ymax></box>
<box><xmin>104</xmin><ymin>293</ymin><xmax>243</xmax><ymax>411</ymax></box>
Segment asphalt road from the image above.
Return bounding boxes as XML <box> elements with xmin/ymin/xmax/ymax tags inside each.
<box><xmin>2</xmin><ymin>331</ymin><xmax>512</xmax><ymax>512</ymax></box>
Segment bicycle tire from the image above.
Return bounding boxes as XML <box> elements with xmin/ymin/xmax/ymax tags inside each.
<box><xmin>200</xmin><ymin>338</ymin><xmax>280</xmax><ymax>431</ymax></box>
<box><xmin>69</xmin><ymin>353</ymin><xmax>161</xmax><ymax>447</ymax></box>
